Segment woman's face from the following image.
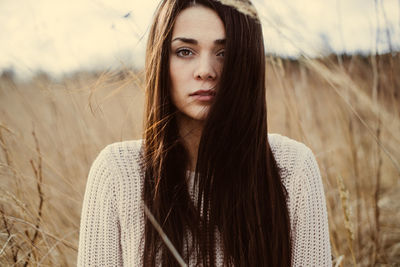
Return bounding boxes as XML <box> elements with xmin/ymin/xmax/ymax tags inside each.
<box><xmin>169</xmin><ymin>5</ymin><xmax>225</xmax><ymax>122</ymax></box>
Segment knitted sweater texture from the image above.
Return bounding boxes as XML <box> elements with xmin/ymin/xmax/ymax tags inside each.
<box><xmin>77</xmin><ymin>133</ymin><xmax>332</xmax><ymax>266</ymax></box>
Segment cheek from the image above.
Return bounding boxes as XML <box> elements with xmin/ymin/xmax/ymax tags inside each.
<box><xmin>169</xmin><ymin>59</ymin><xmax>191</xmax><ymax>94</ymax></box>
<box><xmin>169</xmin><ymin>61</ymin><xmax>179</xmax><ymax>89</ymax></box>
<box><xmin>169</xmin><ymin>59</ymin><xmax>187</xmax><ymax>107</ymax></box>
<box><xmin>216</xmin><ymin>59</ymin><xmax>224</xmax><ymax>75</ymax></box>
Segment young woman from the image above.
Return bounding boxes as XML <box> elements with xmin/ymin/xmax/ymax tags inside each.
<box><xmin>77</xmin><ymin>0</ymin><xmax>332</xmax><ymax>266</ymax></box>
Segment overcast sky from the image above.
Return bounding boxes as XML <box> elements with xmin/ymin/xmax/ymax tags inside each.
<box><xmin>1</xmin><ymin>0</ymin><xmax>399</xmax><ymax>79</ymax></box>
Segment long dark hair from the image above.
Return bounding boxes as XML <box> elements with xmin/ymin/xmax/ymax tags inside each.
<box><xmin>142</xmin><ymin>0</ymin><xmax>291</xmax><ymax>266</ymax></box>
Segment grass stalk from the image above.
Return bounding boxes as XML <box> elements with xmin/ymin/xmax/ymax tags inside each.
<box><xmin>23</xmin><ymin>130</ymin><xmax>45</xmax><ymax>267</ymax></box>
<box><xmin>0</xmin><ymin>206</ymin><xmax>18</xmax><ymax>263</ymax></box>
<box><xmin>336</xmin><ymin>175</ymin><xmax>357</xmax><ymax>266</ymax></box>
<box><xmin>143</xmin><ymin>203</ymin><xmax>187</xmax><ymax>267</ymax></box>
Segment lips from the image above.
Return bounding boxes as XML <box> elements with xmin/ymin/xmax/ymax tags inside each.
<box><xmin>189</xmin><ymin>89</ymin><xmax>216</xmax><ymax>97</ymax></box>
<box><xmin>189</xmin><ymin>89</ymin><xmax>216</xmax><ymax>102</ymax></box>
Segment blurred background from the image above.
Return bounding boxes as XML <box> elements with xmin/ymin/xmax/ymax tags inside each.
<box><xmin>0</xmin><ymin>0</ymin><xmax>399</xmax><ymax>266</ymax></box>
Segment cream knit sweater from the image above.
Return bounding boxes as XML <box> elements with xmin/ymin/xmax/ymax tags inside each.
<box><xmin>77</xmin><ymin>133</ymin><xmax>332</xmax><ymax>266</ymax></box>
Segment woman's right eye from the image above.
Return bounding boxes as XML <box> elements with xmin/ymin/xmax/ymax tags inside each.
<box><xmin>176</xmin><ymin>49</ymin><xmax>193</xmax><ymax>57</ymax></box>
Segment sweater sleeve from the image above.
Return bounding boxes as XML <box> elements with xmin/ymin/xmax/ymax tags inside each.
<box><xmin>291</xmin><ymin>147</ymin><xmax>332</xmax><ymax>267</ymax></box>
<box><xmin>77</xmin><ymin>145</ymin><xmax>123</xmax><ymax>266</ymax></box>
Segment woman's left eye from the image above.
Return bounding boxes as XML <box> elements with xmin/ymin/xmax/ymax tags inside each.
<box><xmin>217</xmin><ymin>50</ymin><xmax>225</xmax><ymax>58</ymax></box>
<box><xmin>176</xmin><ymin>49</ymin><xmax>193</xmax><ymax>57</ymax></box>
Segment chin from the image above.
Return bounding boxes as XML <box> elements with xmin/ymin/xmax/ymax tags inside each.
<box><xmin>187</xmin><ymin>113</ymin><xmax>208</xmax><ymax>122</ymax></box>
<box><xmin>191</xmin><ymin>108</ymin><xmax>210</xmax><ymax>121</ymax></box>
<box><xmin>180</xmin><ymin>109</ymin><xmax>209</xmax><ymax>123</ymax></box>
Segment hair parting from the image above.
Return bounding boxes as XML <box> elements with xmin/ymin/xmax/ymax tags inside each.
<box><xmin>214</xmin><ymin>0</ymin><xmax>259</xmax><ymax>20</ymax></box>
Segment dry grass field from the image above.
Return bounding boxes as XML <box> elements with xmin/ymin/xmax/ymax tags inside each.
<box><xmin>0</xmin><ymin>53</ymin><xmax>399</xmax><ymax>266</ymax></box>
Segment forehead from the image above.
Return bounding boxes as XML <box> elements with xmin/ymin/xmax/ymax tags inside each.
<box><xmin>172</xmin><ymin>5</ymin><xmax>226</xmax><ymax>41</ymax></box>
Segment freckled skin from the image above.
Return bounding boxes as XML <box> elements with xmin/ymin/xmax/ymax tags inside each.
<box><xmin>169</xmin><ymin>5</ymin><xmax>226</xmax><ymax>122</ymax></box>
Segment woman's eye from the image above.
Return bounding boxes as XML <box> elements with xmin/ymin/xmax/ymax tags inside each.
<box><xmin>217</xmin><ymin>50</ymin><xmax>225</xmax><ymax>58</ymax></box>
<box><xmin>176</xmin><ymin>49</ymin><xmax>193</xmax><ymax>57</ymax></box>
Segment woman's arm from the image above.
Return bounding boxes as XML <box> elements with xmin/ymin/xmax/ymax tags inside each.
<box><xmin>77</xmin><ymin>145</ymin><xmax>123</xmax><ymax>266</ymax></box>
<box><xmin>291</xmin><ymin>147</ymin><xmax>332</xmax><ymax>267</ymax></box>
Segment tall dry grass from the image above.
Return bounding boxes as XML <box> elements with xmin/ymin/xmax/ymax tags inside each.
<box><xmin>0</xmin><ymin>53</ymin><xmax>399</xmax><ymax>266</ymax></box>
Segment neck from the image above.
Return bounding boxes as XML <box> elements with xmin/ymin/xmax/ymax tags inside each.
<box><xmin>176</xmin><ymin>113</ymin><xmax>204</xmax><ymax>172</ymax></box>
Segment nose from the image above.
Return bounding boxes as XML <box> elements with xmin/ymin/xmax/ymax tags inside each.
<box><xmin>194</xmin><ymin>55</ymin><xmax>217</xmax><ymax>81</ymax></box>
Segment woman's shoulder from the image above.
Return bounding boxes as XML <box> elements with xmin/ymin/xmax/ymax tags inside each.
<box><xmin>85</xmin><ymin>139</ymin><xmax>144</xmax><ymax>204</ymax></box>
<box><xmin>102</xmin><ymin>139</ymin><xmax>144</xmax><ymax>156</ymax></box>
<box><xmin>97</xmin><ymin>139</ymin><xmax>144</xmax><ymax>166</ymax></box>
<box><xmin>267</xmin><ymin>133</ymin><xmax>319</xmax><ymax>184</ymax></box>
<box><xmin>268</xmin><ymin>133</ymin><xmax>314</xmax><ymax>162</ymax></box>
<box><xmin>89</xmin><ymin>139</ymin><xmax>144</xmax><ymax>183</ymax></box>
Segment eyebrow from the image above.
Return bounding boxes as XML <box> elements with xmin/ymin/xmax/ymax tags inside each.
<box><xmin>171</xmin><ymin>37</ymin><xmax>226</xmax><ymax>45</ymax></box>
